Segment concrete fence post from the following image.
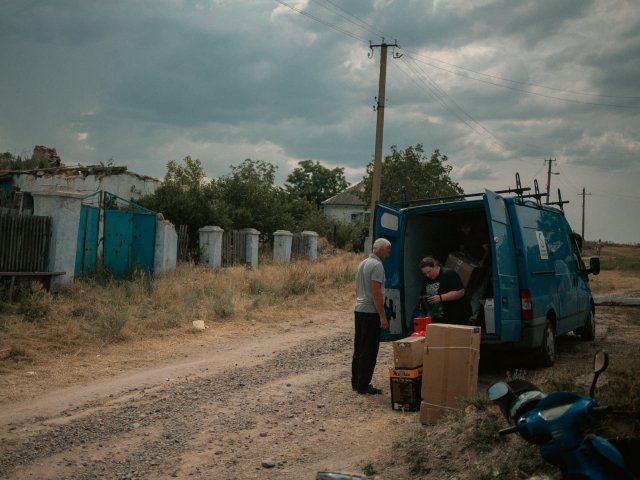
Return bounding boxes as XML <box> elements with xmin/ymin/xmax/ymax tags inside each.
<box><xmin>242</xmin><ymin>228</ymin><xmax>260</xmax><ymax>268</ymax></box>
<box><xmin>154</xmin><ymin>218</ymin><xmax>178</xmax><ymax>273</ymax></box>
<box><xmin>198</xmin><ymin>226</ymin><xmax>224</xmax><ymax>268</ymax></box>
<box><xmin>302</xmin><ymin>231</ymin><xmax>319</xmax><ymax>261</ymax></box>
<box><xmin>273</xmin><ymin>230</ymin><xmax>293</xmax><ymax>263</ymax></box>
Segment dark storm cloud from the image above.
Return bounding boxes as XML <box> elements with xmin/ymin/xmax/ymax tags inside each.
<box><xmin>0</xmin><ymin>0</ymin><xmax>638</xmax><ymax>242</ymax></box>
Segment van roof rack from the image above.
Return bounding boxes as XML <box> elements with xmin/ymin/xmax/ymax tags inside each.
<box><xmin>400</xmin><ymin>172</ymin><xmax>532</xmax><ymax>208</ymax></box>
<box><xmin>399</xmin><ymin>172</ymin><xmax>568</xmax><ymax>211</ymax></box>
<box><xmin>547</xmin><ymin>188</ymin><xmax>569</xmax><ymax>212</ymax></box>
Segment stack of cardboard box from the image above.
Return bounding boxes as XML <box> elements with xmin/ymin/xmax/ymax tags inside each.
<box><xmin>444</xmin><ymin>252</ymin><xmax>479</xmax><ymax>288</ymax></box>
<box><xmin>390</xmin><ymin>336</ymin><xmax>425</xmax><ymax>411</ymax></box>
<box><xmin>390</xmin><ymin>323</ymin><xmax>481</xmax><ymax>420</ymax></box>
<box><xmin>419</xmin><ymin>324</ymin><xmax>481</xmax><ymax>424</ymax></box>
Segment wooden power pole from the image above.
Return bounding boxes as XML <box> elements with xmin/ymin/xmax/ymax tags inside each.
<box><xmin>368</xmin><ymin>40</ymin><xmax>401</xmax><ymax>240</ymax></box>
<box><xmin>544</xmin><ymin>158</ymin><xmax>558</xmax><ymax>204</ymax></box>
<box><xmin>579</xmin><ymin>187</ymin><xmax>592</xmax><ymax>243</ymax></box>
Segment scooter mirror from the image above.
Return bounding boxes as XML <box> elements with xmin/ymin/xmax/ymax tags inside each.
<box><xmin>590</xmin><ymin>350</ymin><xmax>609</xmax><ymax>398</ymax></box>
<box><xmin>487</xmin><ymin>381</ymin><xmax>511</xmax><ymax>401</ymax></box>
<box><xmin>593</xmin><ymin>350</ymin><xmax>609</xmax><ymax>374</ymax></box>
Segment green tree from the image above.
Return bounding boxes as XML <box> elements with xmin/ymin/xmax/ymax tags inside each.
<box><xmin>361</xmin><ymin>144</ymin><xmax>464</xmax><ymax>205</ymax></box>
<box><xmin>216</xmin><ymin>159</ymin><xmax>290</xmax><ymax>237</ymax></box>
<box><xmin>138</xmin><ymin>156</ymin><xmax>229</xmax><ymax>255</ymax></box>
<box><xmin>285</xmin><ymin>160</ymin><xmax>349</xmax><ymax>208</ymax></box>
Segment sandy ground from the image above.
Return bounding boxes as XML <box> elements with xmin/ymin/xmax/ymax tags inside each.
<box><xmin>1</xmin><ymin>270</ymin><xmax>639</xmax><ymax>479</ymax></box>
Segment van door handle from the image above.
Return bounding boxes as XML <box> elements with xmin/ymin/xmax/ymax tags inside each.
<box><xmin>502</xmin><ymin>297</ymin><xmax>508</xmax><ymax>305</ymax></box>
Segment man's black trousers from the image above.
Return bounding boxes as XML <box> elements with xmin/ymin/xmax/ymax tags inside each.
<box><xmin>351</xmin><ymin>311</ymin><xmax>381</xmax><ymax>391</ymax></box>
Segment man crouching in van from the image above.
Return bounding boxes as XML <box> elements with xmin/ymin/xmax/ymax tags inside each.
<box><xmin>419</xmin><ymin>256</ymin><xmax>472</xmax><ymax>325</ymax></box>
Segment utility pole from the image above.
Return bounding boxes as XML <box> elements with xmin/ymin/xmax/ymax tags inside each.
<box><xmin>368</xmin><ymin>40</ymin><xmax>401</xmax><ymax>239</ymax></box>
<box><xmin>544</xmin><ymin>158</ymin><xmax>558</xmax><ymax>204</ymax></box>
<box><xmin>579</xmin><ymin>187</ymin><xmax>592</xmax><ymax>244</ymax></box>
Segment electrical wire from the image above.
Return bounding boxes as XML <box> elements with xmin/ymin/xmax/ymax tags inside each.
<box><xmin>402</xmin><ymin>48</ymin><xmax>640</xmax><ymax>101</ymax></box>
<box><xmin>402</xmin><ymin>50</ymin><xmax>640</xmax><ymax>110</ymax></box>
<box><xmin>308</xmin><ymin>0</ymin><xmax>390</xmax><ymax>41</ymax></box>
<box><xmin>274</xmin><ymin>0</ymin><xmax>368</xmax><ymax>43</ymax></box>
<box><xmin>273</xmin><ymin>0</ymin><xmax>640</xmax><ymax>187</ymax></box>
<box><xmin>397</xmin><ymin>53</ymin><xmax>526</xmax><ymax>156</ymax></box>
<box><xmin>275</xmin><ymin>0</ymin><xmax>639</xmax><ymax>109</ymax></box>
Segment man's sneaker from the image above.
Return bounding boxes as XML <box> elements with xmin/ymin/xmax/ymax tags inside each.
<box><xmin>357</xmin><ymin>385</ymin><xmax>382</xmax><ymax>395</ymax></box>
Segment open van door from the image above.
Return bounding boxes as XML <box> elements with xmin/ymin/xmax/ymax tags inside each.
<box><xmin>372</xmin><ymin>203</ymin><xmax>406</xmax><ymax>340</ymax></box>
<box><xmin>483</xmin><ymin>190</ymin><xmax>520</xmax><ymax>341</ymax></box>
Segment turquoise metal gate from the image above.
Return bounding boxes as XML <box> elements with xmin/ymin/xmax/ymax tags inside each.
<box><xmin>75</xmin><ymin>192</ymin><xmax>157</xmax><ymax>278</ymax></box>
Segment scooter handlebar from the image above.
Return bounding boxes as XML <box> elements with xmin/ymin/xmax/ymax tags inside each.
<box><xmin>499</xmin><ymin>425</ymin><xmax>519</xmax><ymax>436</ymax></box>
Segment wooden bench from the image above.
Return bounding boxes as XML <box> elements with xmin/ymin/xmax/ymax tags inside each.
<box><xmin>0</xmin><ymin>272</ymin><xmax>66</xmax><ymax>299</ymax></box>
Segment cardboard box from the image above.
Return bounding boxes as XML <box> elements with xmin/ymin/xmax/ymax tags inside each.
<box><xmin>445</xmin><ymin>252</ymin><xmax>479</xmax><ymax>288</ymax></box>
<box><xmin>392</xmin><ymin>335</ymin><xmax>425</xmax><ymax>369</ymax></box>
<box><xmin>420</xmin><ymin>324</ymin><xmax>481</xmax><ymax>424</ymax></box>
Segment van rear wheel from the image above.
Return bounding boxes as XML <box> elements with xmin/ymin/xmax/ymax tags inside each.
<box><xmin>575</xmin><ymin>309</ymin><xmax>596</xmax><ymax>341</ymax></box>
<box><xmin>535</xmin><ymin>321</ymin><xmax>556</xmax><ymax>367</ymax></box>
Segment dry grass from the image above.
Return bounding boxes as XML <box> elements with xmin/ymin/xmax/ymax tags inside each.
<box><xmin>0</xmin><ymin>252</ymin><xmax>361</xmax><ymax>367</ymax></box>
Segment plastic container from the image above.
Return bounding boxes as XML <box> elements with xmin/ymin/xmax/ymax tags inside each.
<box><xmin>413</xmin><ymin>316</ymin><xmax>432</xmax><ymax>333</ymax></box>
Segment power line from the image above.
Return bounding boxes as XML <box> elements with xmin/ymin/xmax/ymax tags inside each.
<box><xmin>275</xmin><ymin>0</ymin><xmax>639</xmax><ymax>109</ymax></box>
<box><xmin>402</xmin><ymin>50</ymin><xmax>640</xmax><ymax>110</ymax></box>
<box><xmin>274</xmin><ymin>0</ymin><xmax>368</xmax><ymax>43</ymax></box>
<box><xmin>310</xmin><ymin>0</ymin><xmax>391</xmax><ymax>40</ymax></box>
<box><xmin>397</xmin><ymin>54</ymin><xmax>517</xmax><ymax>155</ymax></box>
<box><xmin>402</xmin><ymin>49</ymin><xmax>640</xmax><ymax>101</ymax></box>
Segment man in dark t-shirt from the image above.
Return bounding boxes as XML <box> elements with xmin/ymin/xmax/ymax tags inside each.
<box><xmin>419</xmin><ymin>256</ymin><xmax>472</xmax><ymax>325</ymax></box>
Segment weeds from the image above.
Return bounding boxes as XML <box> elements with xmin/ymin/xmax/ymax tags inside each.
<box><xmin>362</xmin><ymin>463</ymin><xmax>377</xmax><ymax>476</ymax></box>
<box><xmin>466</xmin><ymin>394</ymin><xmax>489</xmax><ymax>411</ymax></box>
<box><xmin>3</xmin><ymin>345</ymin><xmax>31</xmax><ymax>362</ymax></box>
<box><xmin>211</xmin><ymin>295</ymin><xmax>234</xmax><ymax>319</ymax></box>
<box><xmin>468</xmin><ymin>415</ymin><xmax>507</xmax><ymax>453</ymax></box>
<box><xmin>86</xmin><ymin>308</ymin><xmax>129</xmax><ymax>345</ymax></box>
<box><xmin>18</xmin><ymin>283</ymin><xmax>52</xmax><ymax>323</ymax></box>
<box><xmin>0</xmin><ymin>252</ymin><xmax>360</xmax><ymax>357</ymax></box>
<box><xmin>281</xmin><ymin>263</ymin><xmax>316</xmax><ymax>297</ymax></box>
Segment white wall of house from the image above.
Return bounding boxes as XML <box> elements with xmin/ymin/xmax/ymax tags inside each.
<box><xmin>31</xmin><ymin>191</ymin><xmax>84</xmax><ymax>289</ymax></box>
<box><xmin>13</xmin><ymin>169</ymin><xmax>160</xmax><ymax>201</ymax></box>
<box><xmin>322</xmin><ymin>204</ymin><xmax>367</xmax><ymax>223</ymax></box>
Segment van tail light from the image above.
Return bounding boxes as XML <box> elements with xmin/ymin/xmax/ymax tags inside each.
<box><xmin>520</xmin><ymin>290</ymin><xmax>533</xmax><ymax>321</ymax></box>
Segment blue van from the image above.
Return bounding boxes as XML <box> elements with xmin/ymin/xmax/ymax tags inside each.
<box><xmin>374</xmin><ymin>179</ymin><xmax>600</xmax><ymax>366</ymax></box>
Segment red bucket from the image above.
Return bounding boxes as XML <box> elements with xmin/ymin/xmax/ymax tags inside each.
<box><xmin>413</xmin><ymin>316</ymin><xmax>432</xmax><ymax>333</ymax></box>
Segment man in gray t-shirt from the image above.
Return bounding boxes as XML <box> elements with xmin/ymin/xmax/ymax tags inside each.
<box><xmin>352</xmin><ymin>238</ymin><xmax>391</xmax><ymax>395</ymax></box>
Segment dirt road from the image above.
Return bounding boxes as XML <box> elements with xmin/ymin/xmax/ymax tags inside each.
<box><xmin>1</xmin><ymin>303</ymin><xmax>638</xmax><ymax>479</ymax></box>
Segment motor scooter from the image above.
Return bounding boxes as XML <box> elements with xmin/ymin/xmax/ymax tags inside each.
<box><xmin>487</xmin><ymin>350</ymin><xmax>640</xmax><ymax>479</ymax></box>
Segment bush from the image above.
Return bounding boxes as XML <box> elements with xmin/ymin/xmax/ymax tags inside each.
<box><xmin>18</xmin><ymin>283</ymin><xmax>52</xmax><ymax>323</ymax></box>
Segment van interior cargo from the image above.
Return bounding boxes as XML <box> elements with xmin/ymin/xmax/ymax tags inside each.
<box><xmin>402</xmin><ymin>205</ymin><xmax>492</xmax><ymax>329</ymax></box>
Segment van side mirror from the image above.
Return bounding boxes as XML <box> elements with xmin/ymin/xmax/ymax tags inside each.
<box><xmin>588</xmin><ymin>256</ymin><xmax>600</xmax><ymax>276</ymax></box>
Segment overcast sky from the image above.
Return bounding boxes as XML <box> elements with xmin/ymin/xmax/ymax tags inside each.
<box><xmin>1</xmin><ymin>0</ymin><xmax>639</xmax><ymax>243</ymax></box>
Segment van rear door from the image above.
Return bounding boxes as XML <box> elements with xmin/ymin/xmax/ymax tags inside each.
<box><xmin>372</xmin><ymin>203</ymin><xmax>406</xmax><ymax>340</ymax></box>
<box><xmin>483</xmin><ymin>190</ymin><xmax>520</xmax><ymax>341</ymax></box>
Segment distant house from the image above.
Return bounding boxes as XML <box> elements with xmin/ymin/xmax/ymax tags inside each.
<box><xmin>321</xmin><ymin>181</ymin><xmax>369</xmax><ymax>223</ymax></box>
<box><xmin>0</xmin><ymin>165</ymin><xmax>161</xmax><ymax>212</ymax></box>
